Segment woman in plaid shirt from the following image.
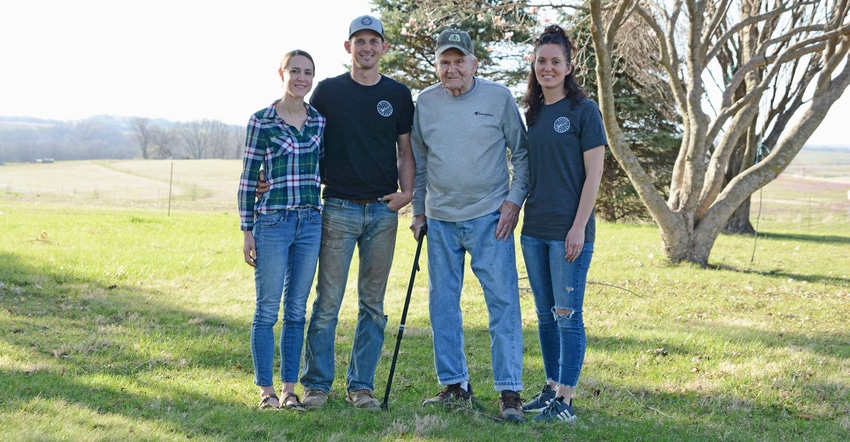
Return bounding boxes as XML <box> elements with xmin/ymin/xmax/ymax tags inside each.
<box><xmin>237</xmin><ymin>49</ymin><xmax>325</xmax><ymax>411</ymax></box>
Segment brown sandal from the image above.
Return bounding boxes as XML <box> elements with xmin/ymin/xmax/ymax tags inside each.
<box><xmin>258</xmin><ymin>393</ymin><xmax>280</xmax><ymax>409</ymax></box>
<box><xmin>282</xmin><ymin>392</ymin><xmax>305</xmax><ymax>412</ymax></box>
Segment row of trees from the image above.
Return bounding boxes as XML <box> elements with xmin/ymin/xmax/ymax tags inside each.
<box><xmin>369</xmin><ymin>0</ymin><xmax>850</xmax><ymax>266</ymax></box>
<box><xmin>0</xmin><ymin>116</ymin><xmax>244</xmax><ymax>163</ymax></box>
<box><xmin>130</xmin><ymin>118</ymin><xmax>243</xmax><ymax>160</ymax></box>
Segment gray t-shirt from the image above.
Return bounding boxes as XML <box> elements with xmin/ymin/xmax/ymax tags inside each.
<box><xmin>522</xmin><ymin>97</ymin><xmax>608</xmax><ymax>241</ymax></box>
<box><xmin>411</xmin><ymin>78</ymin><xmax>529</xmax><ymax>222</ymax></box>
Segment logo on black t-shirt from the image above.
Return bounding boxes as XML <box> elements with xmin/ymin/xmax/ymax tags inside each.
<box><xmin>377</xmin><ymin>100</ymin><xmax>393</xmax><ymax>117</ymax></box>
<box><xmin>554</xmin><ymin>116</ymin><xmax>571</xmax><ymax>133</ymax></box>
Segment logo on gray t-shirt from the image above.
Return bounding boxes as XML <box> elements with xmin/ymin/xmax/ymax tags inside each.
<box><xmin>377</xmin><ymin>100</ymin><xmax>394</xmax><ymax>117</ymax></box>
<box><xmin>554</xmin><ymin>116</ymin><xmax>571</xmax><ymax>133</ymax></box>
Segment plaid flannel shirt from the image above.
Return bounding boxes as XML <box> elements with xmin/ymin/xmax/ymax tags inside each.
<box><xmin>238</xmin><ymin>101</ymin><xmax>325</xmax><ymax>231</ymax></box>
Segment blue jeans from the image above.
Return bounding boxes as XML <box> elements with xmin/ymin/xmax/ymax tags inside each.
<box><xmin>251</xmin><ymin>208</ymin><xmax>321</xmax><ymax>387</ymax></box>
<box><xmin>301</xmin><ymin>198</ymin><xmax>398</xmax><ymax>393</ymax></box>
<box><xmin>426</xmin><ymin>212</ymin><xmax>524</xmax><ymax>392</ymax></box>
<box><xmin>520</xmin><ymin>235</ymin><xmax>593</xmax><ymax>388</ymax></box>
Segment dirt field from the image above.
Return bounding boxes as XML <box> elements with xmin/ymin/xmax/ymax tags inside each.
<box><xmin>757</xmin><ymin>149</ymin><xmax>850</xmax><ymax>222</ymax></box>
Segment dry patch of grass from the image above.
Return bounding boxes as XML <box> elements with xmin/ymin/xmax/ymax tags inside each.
<box><xmin>758</xmin><ymin>149</ymin><xmax>850</xmax><ymax>223</ymax></box>
<box><xmin>1</xmin><ymin>159</ymin><xmax>240</xmax><ymax>211</ymax></box>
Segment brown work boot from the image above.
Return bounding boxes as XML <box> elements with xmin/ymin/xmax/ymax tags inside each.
<box><xmin>498</xmin><ymin>390</ymin><xmax>525</xmax><ymax>423</ymax></box>
<box><xmin>301</xmin><ymin>389</ymin><xmax>328</xmax><ymax>410</ymax></box>
<box><xmin>345</xmin><ymin>389</ymin><xmax>381</xmax><ymax>411</ymax></box>
<box><xmin>422</xmin><ymin>383</ymin><xmax>473</xmax><ymax>407</ymax></box>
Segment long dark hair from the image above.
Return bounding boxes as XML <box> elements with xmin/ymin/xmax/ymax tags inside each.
<box><xmin>522</xmin><ymin>24</ymin><xmax>586</xmax><ymax>126</ymax></box>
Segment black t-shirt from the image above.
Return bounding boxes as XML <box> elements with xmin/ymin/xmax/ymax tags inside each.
<box><xmin>310</xmin><ymin>73</ymin><xmax>414</xmax><ymax>200</ymax></box>
<box><xmin>522</xmin><ymin>97</ymin><xmax>607</xmax><ymax>242</ymax></box>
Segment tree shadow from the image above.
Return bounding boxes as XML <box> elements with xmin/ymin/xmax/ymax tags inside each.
<box><xmin>518</xmin><ymin>320</ymin><xmax>848</xmax><ymax>440</ymax></box>
<box><xmin>754</xmin><ymin>231</ymin><xmax>850</xmax><ymax>245</ymax></box>
<box><xmin>711</xmin><ymin>263</ymin><xmax>850</xmax><ymax>288</ymax></box>
<box><xmin>0</xmin><ymin>251</ymin><xmax>274</xmax><ymax>439</ymax></box>
<box><xmin>384</xmin><ymin>313</ymin><xmax>848</xmax><ymax>440</ymax></box>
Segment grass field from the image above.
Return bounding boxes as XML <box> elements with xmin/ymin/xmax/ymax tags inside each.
<box><xmin>1</xmin><ymin>152</ymin><xmax>849</xmax><ymax>441</ymax></box>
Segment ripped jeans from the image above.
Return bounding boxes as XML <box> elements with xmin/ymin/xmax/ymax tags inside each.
<box><xmin>520</xmin><ymin>235</ymin><xmax>593</xmax><ymax>388</ymax></box>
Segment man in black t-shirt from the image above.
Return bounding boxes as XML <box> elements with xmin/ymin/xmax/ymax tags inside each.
<box><xmin>299</xmin><ymin>15</ymin><xmax>415</xmax><ymax>412</ymax></box>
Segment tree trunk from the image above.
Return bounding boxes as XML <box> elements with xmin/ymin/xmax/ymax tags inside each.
<box><xmin>724</xmin><ymin>197</ymin><xmax>755</xmax><ymax>234</ymax></box>
<box><xmin>723</xmin><ymin>124</ymin><xmax>757</xmax><ymax>234</ymax></box>
<box><xmin>658</xmin><ymin>213</ymin><xmax>694</xmax><ymax>264</ymax></box>
<box><xmin>657</xmin><ymin>210</ymin><xmax>724</xmax><ymax>267</ymax></box>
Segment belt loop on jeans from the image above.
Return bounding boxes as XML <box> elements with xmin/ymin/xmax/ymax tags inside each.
<box><xmin>351</xmin><ymin>197</ymin><xmax>382</xmax><ymax>204</ymax></box>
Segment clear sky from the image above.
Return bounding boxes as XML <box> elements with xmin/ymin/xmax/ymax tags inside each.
<box><xmin>0</xmin><ymin>0</ymin><xmax>847</xmax><ymax>147</ymax></box>
<box><xmin>0</xmin><ymin>0</ymin><xmax>374</xmax><ymax>126</ymax></box>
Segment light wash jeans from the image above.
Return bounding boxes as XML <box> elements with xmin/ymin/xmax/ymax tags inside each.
<box><xmin>426</xmin><ymin>211</ymin><xmax>524</xmax><ymax>392</ymax></box>
<box><xmin>301</xmin><ymin>198</ymin><xmax>397</xmax><ymax>393</ymax></box>
<box><xmin>251</xmin><ymin>208</ymin><xmax>321</xmax><ymax>387</ymax></box>
<box><xmin>520</xmin><ymin>235</ymin><xmax>593</xmax><ymax>388</ymax></box>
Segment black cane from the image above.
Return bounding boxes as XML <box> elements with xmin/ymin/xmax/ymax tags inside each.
<box><xmin>381</xmin><ymin>223</ymin><xmax>427</xmax><ymax>411</ymax></box>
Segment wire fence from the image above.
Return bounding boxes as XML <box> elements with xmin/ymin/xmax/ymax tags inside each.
<box><xmin>1</xmin><ymin>160</ymin><xmax>239</xmax><ymax>213</ymax></box>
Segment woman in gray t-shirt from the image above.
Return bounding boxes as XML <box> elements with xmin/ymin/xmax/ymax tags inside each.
<box><xmin>519</xmin><ymin>24</ymin><xmax>608</xmax><ymax>423</ymax></box>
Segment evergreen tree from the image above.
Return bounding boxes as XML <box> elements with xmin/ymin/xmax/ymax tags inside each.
<box><xmin>373</xmin><ymin>0</ymin><xmax>536</xmax><ymax>94</ymax></box>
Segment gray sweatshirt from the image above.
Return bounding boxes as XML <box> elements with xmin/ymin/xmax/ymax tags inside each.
<box><xmin>411</xmin><ymin>78</ymin><xmax>529</xmax><ymax>222</ymax></box>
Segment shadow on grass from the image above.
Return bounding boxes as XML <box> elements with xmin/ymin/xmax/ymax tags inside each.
<box><xmin>711</xmin><ymin>263</ymin><xmax>850</xmax><ymax>288</ymax></box>
<box><xmin>1</xmin><ymin>250</ymin><xmax>455</xmax><ymax>440</ymax></box>
<box><xmin>754</xmin><ymin>231</ymin><xmax>850</xmax><ymax>245</ymax></box>
<box><xmin>562</xmin><ymin>384</ymin><xmax>846</xmax><ymax>442</ymax></box>
<box><xmin>2</xmin><ymin>249</ymin><xmax>849</xmax><ymax>440</ymax></box>
<box><xmin>451</xmin><ymin>319</ymin><xmax>849</xmax><ymax>440</ymax></box>
<box><xmin>710</xmin><ymin>230</ymin><xmax>850</xmax><ymax>287</ymax></box>
<box><xmin>0</xmin><ymin>251</ymin><xmax>268</xmax><ymax>439</ymax></box>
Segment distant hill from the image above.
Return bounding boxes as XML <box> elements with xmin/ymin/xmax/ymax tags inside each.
<box><xmin>0</xmin><ymin>115</ymin><xmax>138</xmax><ymax>162</ymax></box>
<box><xmin>0</xmin><ymin>116</ymin><xmax>64</xmax><ymax>128</ymax></box>
<box><xmin>0</xmin><ymin>115</ymin><xmax>241</xmax><ymax>163</ymax></box>
<box><xmin>802</xmin><ymin>144</ymin><xmax>850</xmax><ymax>152</ymax></box>
<box><xmin>0</xmin><ymin>115</ymin><xmax>174</xmax><ymax>127</ymax></box>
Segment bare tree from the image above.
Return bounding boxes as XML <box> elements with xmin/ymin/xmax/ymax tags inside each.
<box><xmin>176</xmin><ymin>119</ymin><xmax>233</xmax><ymax>159</ymax></box>
<box><xmin>230</xmin><ymin>125</ymin><xmax>245</xmax><ymax>159</ymax></box>
<box><xmin>178</xmin><ymin>121</ymin><xmax>204</xmax><ymax>159</ymax></box>
<box><xmin>70</xmin><ymin>120</ymin><xmax>102</xmax><ymax>148</ymax></box>
<box><xmin>587</xmin><ymin>0</ymin><xmax>850</xmax><ymax>265</ymax></box>
<box><xmin>131</xmin><ymin>117</ymin><xmax>152</xmax><ymax>159</ymax></box>
<box><xmin>150</xmin><ymin>125</ymin><xmax>178</xmax><ymax>159</ymax></box>
<box><xmin>207</xmin><ymin>120</ymin><xmax>236</xmax><ymax>159</ymax></box>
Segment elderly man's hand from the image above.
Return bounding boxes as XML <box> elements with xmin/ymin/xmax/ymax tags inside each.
<box><xmin>495</xmin><ymin>201</ymin><xmax>520</xmax><ymax>241</ymax></box>
<box><xmin>410</xmin><ymin>214</ymin><xmax>427</xmax><ymax>241</ymax></box>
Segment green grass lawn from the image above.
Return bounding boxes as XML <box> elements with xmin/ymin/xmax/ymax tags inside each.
<box><xmin>1</xmin><ymin>156</ymin><xmax>849</xmax><ymax>441</ymax></box>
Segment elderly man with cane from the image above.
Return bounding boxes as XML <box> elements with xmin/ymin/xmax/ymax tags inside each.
<box><xmin>409</xmin><ymin>28</ymin><xmax>530</xmax><ymax>423</ymax></box>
